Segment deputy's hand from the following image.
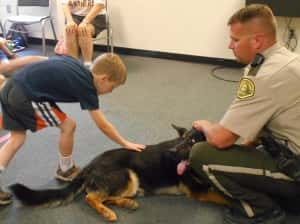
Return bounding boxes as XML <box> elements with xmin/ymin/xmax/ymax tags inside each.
<box><xmin>192</xmin><ymin>120</ymin><xmax>211</xmax><ymax>132</ymax></box>
<box><xmin>123</xmin><ymin>141</ymin><xmax>146</xmax><ymax>152</ymax></box>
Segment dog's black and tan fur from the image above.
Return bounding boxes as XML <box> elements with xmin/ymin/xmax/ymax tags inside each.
<box><xmin>10</xmin><ymin>125</ymin><xmax>228</xmax><ymax>221</ymax></box>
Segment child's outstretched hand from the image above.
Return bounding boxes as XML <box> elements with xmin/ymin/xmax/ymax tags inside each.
<box><xmin>123</xmin><ymin>141</ymin><xmax>145</xmax><ymax>152</ymax></box>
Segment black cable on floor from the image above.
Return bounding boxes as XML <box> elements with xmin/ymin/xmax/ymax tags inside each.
<box><xmin>210</xmin><ymin>66</ymin><xmax>240</xmax><ymax>83</ymax></box>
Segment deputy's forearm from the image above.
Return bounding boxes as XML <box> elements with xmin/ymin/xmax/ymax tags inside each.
<box><xmin>203</xmin><ymin>123</ymin><xmax>238</xmax><ymax>149</ymax></box>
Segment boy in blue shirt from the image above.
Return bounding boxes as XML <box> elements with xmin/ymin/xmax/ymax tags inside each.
<box><xmin>0</xmin><ymin>53</ymin><xmax>145</xmax><ymax>205</ymax></box>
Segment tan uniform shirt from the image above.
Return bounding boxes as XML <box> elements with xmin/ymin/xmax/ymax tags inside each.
<box><xmin>220</xmin><ymin>43</ymin><xmax>300</xmax><ymax>154</ymax></box>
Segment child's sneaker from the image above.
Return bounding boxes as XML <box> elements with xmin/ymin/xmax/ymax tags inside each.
<box><xmin>0</xmin><ymin>188</ymin><xmax>12</xmax><ymax>205</ymax></box>
<box><xmin>55</xmin><ymin>165</ymin><xmax>80</xmax><ymax>182</ymax></box>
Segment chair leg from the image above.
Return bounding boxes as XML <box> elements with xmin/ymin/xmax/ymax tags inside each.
<box><xmin>107</xmin><ymin>27</ymin><xmax>113</xmax><ymax>53</ymax></box>
<box><xmin>41</xmin><ymin>20</ymin><xmax>46</xmax><ymax>56</ymax></box>
<box><xmin>50</xmin><ymin>19</ymin><xmax>57</xmax><ymax>40</ymax></box>
<box><xmin>3</xmin><ymin>20</ymin><xmax>8</xmax><ymax>39</ymax></box>
<box><xmin>0</xmin><ymin>22</ymin><xmax>4</xmax><ymax>36</ymax></box>
<box><xmin>110</xmin><ymin>27</ymin><xmax>114</xmax><ymax>53</ymax></box>
<box><xmin>106</xmin><ymin>27</ymin><xmax>110</xmax><ymax>53</ymax></box>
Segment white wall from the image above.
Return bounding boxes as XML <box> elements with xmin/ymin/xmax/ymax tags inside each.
<box><xmin>0</xmin><ymin>0</ymin><xmax>63</xmax><ymax>39</ymax></box>
<box><xmin>1</xmin><ymin>0</ymin><xmax>300</xmax><ymax>59</ymax></box>
<box><xmin>277</xmin><ymin>17</ymin><xmax>300</xmax><ymax>53</ymax></box>
<box><xmin>107</xmin><ymin>0</ymin><xmax>243</xmax><ymax>59</ymax></box>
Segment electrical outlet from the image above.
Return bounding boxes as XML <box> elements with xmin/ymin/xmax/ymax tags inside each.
<box><xmin>6</xmin><ymin>4</ymin><xmax>11</xmax><ymax>14</ymax></box>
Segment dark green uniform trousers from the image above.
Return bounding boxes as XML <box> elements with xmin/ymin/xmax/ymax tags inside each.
<box><xmin>189</xmin><ymin>142</ymin><xmax>300</xmax><ymax>217</ymax></box>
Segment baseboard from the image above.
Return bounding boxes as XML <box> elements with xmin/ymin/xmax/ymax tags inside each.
<box><xmin>104</xmin><ymin>46</ymin><xmax>243</xmax><ymax>68</ymax></box>
<box><xmin>28</xmin><ymin>37</ymin><xmax>244</xmax><ymax>68</ymax></box>
<box><xmin>28</xmin><ymin>37</ymin><xmax>57</xmax><ymax>46</ymax></box>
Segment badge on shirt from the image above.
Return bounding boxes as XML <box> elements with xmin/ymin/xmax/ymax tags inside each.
<box><xmin>237</xmin><ymin>78</ymin><xmax>255</xmax><ymax>99</ymax></box>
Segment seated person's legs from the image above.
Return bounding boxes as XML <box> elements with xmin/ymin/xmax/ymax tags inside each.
<box><xmin>78</xmin><ymin>24</ymin><xmax>95</xmax><ymax>66</ymax></box>
<box><xmin>63</xmin><ymin>14</ymin><xmax>105</xmax><ymax>67</ymax></box>
<box><xmin>65</xmin><ymin>31</ymin><xmax>79</xmax><ymax>59</ymax></box>
<box><xmin>64</xmin><ymin>22</ymin><xmax>79</xmax><ymax>59</ymax></box>
<box><xmin>79</xmin><ymin>15</ymin><xmax>106</xmax><ymax>67</ymax></box>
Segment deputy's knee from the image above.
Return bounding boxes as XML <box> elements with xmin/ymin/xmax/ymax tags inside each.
<box><xmin>189</xmin><ymin>142</ymin><xmax>218</xmax><ymax>169</ymax></box>
<box><xmin>190</xmin><ymin>142</ymin><xmax>212</xmax><ymax>160</ymax></box>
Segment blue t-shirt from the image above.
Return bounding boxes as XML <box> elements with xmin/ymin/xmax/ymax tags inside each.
<box><xmin>13</xmin><ymin>56</ymin><xmax>99</xmax><ymax>110</ymax></box>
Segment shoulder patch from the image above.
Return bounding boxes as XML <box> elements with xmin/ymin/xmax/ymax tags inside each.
<box><xmin>237</xmin><ymin>78</ymin><xmax>255</xmax><ymax>99</ymax></box>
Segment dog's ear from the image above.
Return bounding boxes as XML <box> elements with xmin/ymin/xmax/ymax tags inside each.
<box><xmin>171</xmin><ymin>124</ymin><xmax>187</xmax><ymax>137</ymax></box>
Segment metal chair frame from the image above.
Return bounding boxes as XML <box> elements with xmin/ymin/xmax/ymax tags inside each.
<box><xmin>0</xmin><ymin>22</ymin><xmax>4</xmax><ymax>36</ymax></box>
<box><xmin>3</xmin><ymin>0</ymin><xmax>57</xmax><ymax>55</ymax></box>
<box><xmin>94</xmin><ymin>0</ymin><xmax>113</xmax><ymax>53</ymax></box>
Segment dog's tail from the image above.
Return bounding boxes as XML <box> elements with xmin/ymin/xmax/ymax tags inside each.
<box><xmin>10</xmin><ymin>176</ymin><xmax>85</xmax><ymax>207</ymax></box>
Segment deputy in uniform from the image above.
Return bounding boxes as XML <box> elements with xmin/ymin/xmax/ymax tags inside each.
<box><xmin>189</xmin><ymin>4</ymin><xmax>300</xmax><ymax>224</ymax></box>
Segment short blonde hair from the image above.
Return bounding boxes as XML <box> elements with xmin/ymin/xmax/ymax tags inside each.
<box><xmin>92</xmin><ymin>53</ymin><xmax>127</xmax><ymax>84</ymax></box>
<box><xmin>228</xmin><ymin>4</ymin><xmax>277</xmax><ymax>37</ymax></box>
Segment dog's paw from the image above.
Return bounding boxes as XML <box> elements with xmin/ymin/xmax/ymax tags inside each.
<box><xmin>103</xmin><ymin>210</ymin><xmax>117</xmax><ymax>222</ymax></box>
<box><xmin>116</xmin><ymin>198</ymin><xmax>139</xmax><ymax>210</ymax></box>
<box><xmin>126</xmin><ymin>199</ymin><xmax>139</xmax><ymax>210</ymax></box>
<box><xmin>137</xmin><ymin>188</ymin><xmax>145</xmax><ymax>196</ymax></box>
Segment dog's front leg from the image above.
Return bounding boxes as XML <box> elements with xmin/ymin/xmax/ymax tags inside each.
<box><xmin>86</xmin><ymin>192</ymin><xmax>118</xmax><ymax>222</ymax></box>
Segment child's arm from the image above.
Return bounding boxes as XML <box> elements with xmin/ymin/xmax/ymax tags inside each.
<box><xmin>89</xmin><ymin>110</ymin><xmax>145</xmax><ymax>152</ymax></box>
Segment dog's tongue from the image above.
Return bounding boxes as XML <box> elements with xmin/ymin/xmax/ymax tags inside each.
<box><xmin>177</xmin><ymin>160</ymin><xmax>189</xmax><ymax>175</ymax></box>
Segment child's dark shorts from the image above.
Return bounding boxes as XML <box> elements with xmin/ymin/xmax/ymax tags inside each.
<box><xmin>0</xmin><ymin>79</ymin><xmax>67</xmax><ymax>132</ymax></box>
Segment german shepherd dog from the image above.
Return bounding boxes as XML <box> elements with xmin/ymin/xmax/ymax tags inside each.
<box><xmin>10</xmin><ymin>125</ymin><xmax>228</xmax><ymax>221</ymax></box>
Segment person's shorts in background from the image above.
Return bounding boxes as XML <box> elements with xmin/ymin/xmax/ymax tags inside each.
<box><xmin>72</xmin><ymin>14</ymin><xmax>106</xmax><ymax>37</ymax></box>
